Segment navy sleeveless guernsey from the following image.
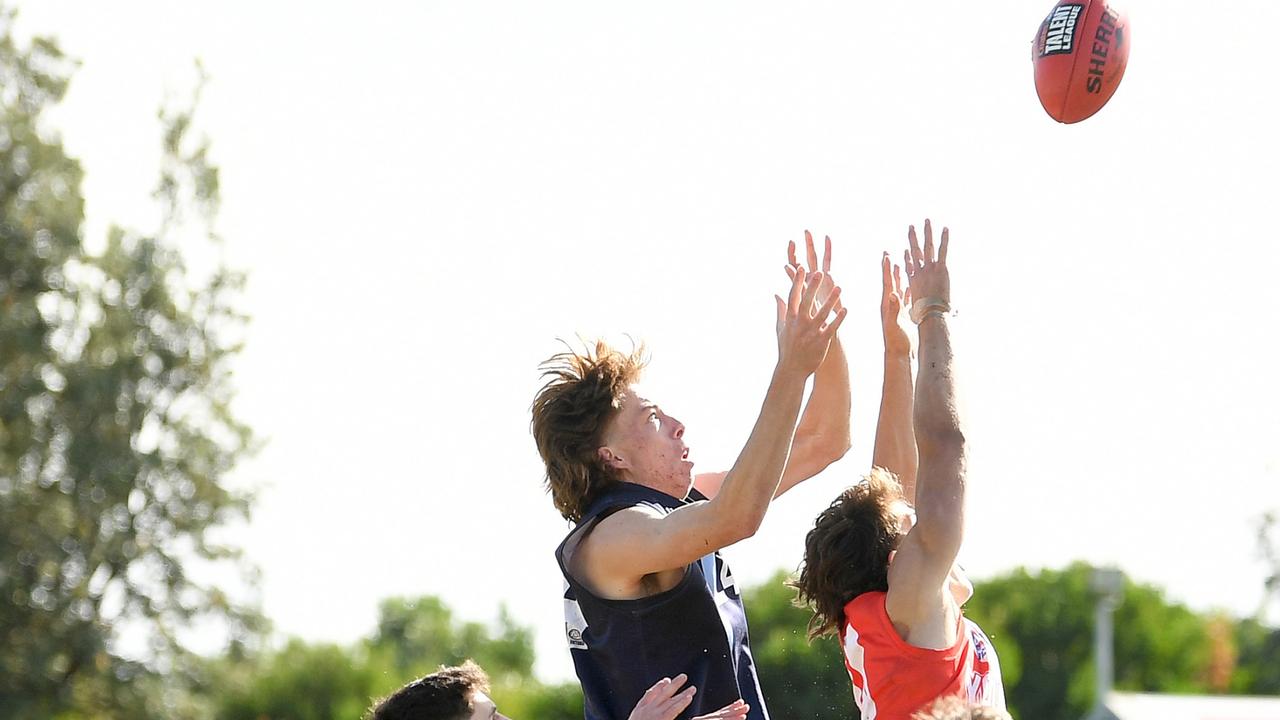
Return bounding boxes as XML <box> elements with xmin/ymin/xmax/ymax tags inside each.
<box><xmin>555</xmin><ymin>482</ymin><xmax>770</xmax><ymax>720</ymax></box>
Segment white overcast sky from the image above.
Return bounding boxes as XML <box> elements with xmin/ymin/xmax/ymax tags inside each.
<box><xmin>11</xmin><ymin>0</ymin><xmax>1280</xmax><ymax>682</ymax></box>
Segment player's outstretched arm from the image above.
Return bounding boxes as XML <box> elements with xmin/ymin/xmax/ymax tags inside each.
<box><xmin>587</xmin><ymin>267</ymin><xmax>847</xmax><ymax>578</ymax></box>
<box><xmin>627</xmin><ymin>675</ymin><xmax>749</xmax><ymax>720</ymax></box>
<box><xmin>695</xmin><ymin>231</ymin><xmax>852</xmax><ymax>500</ymax></box>
<box><xmin>780</xmin><ymin>231</ymin><xmax>852</xmax><ymax>496</ymax></box>
<box><xmin>885</xmin><ymin>220</ymin><xmax>965</xmax><ymax>643</ymax></box>
<box><xmin>872</xmin><ymin>251</ymin><xmax>919</xmax><ymax>500</ymax></box>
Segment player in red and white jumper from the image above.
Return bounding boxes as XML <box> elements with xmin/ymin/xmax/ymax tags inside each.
<box><xmin>792</xmin><ymin>221</ymin><xmax>1006</xmax><ymax>719</ymax></box>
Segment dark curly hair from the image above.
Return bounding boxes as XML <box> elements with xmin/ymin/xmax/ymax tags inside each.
<box><xmin>531</xmin><ymin>339</ymin><xmax>648</xmax><ymax>522</ymax></box>
<box><xmin>791</xmin><ymin>468</ymin><xmax>904</xmax><ymax>639</ymax></box>
<box><xmin>367</xmin><ymin>660</ymin><xmax>490</xmax><ymax>720</ymax></box>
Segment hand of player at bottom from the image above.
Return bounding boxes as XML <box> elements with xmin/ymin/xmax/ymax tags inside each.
<box><xmin>694</xmin><ymin>700</ymin><xmax>750</xmax><ymax>720</ymax></box>
<box><xmin>627</xmin><ymin>674</ymin><xmax>749</xmax><ymax>720</ymax></box>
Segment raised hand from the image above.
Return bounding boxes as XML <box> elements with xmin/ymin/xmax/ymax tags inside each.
<box><xmin>786</xmin><ymin>230</ymin><xmax>843</xmax><ymax>314</ymax></box>
<box><xmin>903</xmin><ymin>218</ymin><xmax>950</xmax><ymax>324</ymax></box>
<box><xmin>774</xmin><ymin>264</ymin><xmax>847</xmax><ymax>377</ymax></box>
<box><xmin>626</xmin><ymin>675</ymin><xmax>749</xmax><ymax>720</ymax></box>
<box><xmin>881</xmin><ymin>252</ymin><xmax>912</xmax><ymax>357</ymax></box>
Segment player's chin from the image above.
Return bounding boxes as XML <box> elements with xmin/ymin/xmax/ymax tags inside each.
<box><xmin>678</xmin><ymin>465</ymin><xmax>695</xmax><ymax>493</ymax></box>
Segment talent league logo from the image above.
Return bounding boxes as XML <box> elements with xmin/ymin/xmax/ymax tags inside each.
<box><xmin>1037</xmin><ymin>4</ymin><xmax>1084</xmax><ymax>56</ymax></box>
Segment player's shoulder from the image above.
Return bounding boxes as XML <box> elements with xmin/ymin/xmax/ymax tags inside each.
<box><xmin>581</xmin><ymin>502</ymin><xmax>668</xmax><ymax>546</ymax></box>
<box><xmin>843</xmin><ymin>591</ymin><xmax>890</xmax><ymax>631</ymax></box>
<box><xmin>601</xmin><ymin>501</ymin><xmax>667</xmax><ymax>524</ymax></box>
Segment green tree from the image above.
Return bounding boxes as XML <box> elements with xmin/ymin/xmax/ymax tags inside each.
<box><xmin>1231</xmin><ymin>511</ymin><xmax>1280</xmax><ymax>695</ymax></box>
<box><xmin>215</xmin><ymin>640</ymin><xmax>376</xmax><ymax>720</ymax></box>
<box><xmin>1232</xmin><ymin>616</ymin><xmax>1280</xmax><ymax>695</ymax></box>
<box><xmin>367</xmin><ymin>596</ymin><xmax>535</xmax><ymax>686</ymax></box>
<box><xmin>216</xmin><ymin>596</ymin><xmax>549</xmax><ymax>720</ymax></box>
<box><xmin>964</xmin><ymin>562</ymin><xmax>1213</xmax><ymax>720</ymax></box>
<box><xmin>0</xmin><ymin>7</ymin><xmax>258</xmax><ymax>718</ymax></box>
<box><xmin>496</xmin><ymin>681</ymin><xmax>584</xmax><ymax>720</ymax></box>
<box><xmin>743</xmin><ymin>570</ymin><xmax>853</xmax><ymax>718</ymax></box>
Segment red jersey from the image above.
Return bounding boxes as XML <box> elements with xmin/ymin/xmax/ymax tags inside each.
<box><xmin>839</xmin><ymin>591</ymin><xmax>1005</xmax><ymax>719</ymax></box>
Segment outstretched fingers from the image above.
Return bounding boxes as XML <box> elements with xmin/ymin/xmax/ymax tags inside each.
<box><xmin>907</xmin><ymin>224</ymin><xmax>923</xmax><ymax>271</ymax></box>
<box><xmin>938</xmin><ymin>226</ymin><xmax>949</xmax><ymax>264</ymax></box>
<box><xmin>815</xmin><ymin>285</ymin><xmax>842</xmax><ymax>324</ymax></box>
<box><xmin>883</xmin><ymin>253</ymin><xmax>906</xmax><ymax>303</ymax></box>
<box><xmin>641</xmin><ymin>674</ymin><xmax>687</xmax><ymax>704</ymax></box>
<box><xmin>786</xmin><ymin>266</ymin><xmax>807</xmax><ymax>319</ymax></box>
<box><xmin>823</xmin><ymin>306</ymin><xmax>849</xmax><ymax>336</ymax></box>
<box><xmin>658</xmin><ymin>687</ymin><xmax>697</xmax><ymax>718</ymax></box>
<box><xmin>630</xmin><ymin>674</ymin><xmax>696</xmax><ymax>720</ymax></box>
<box><xmin>923</xmin><ymin>218</ymin><xmax>935</xmax><ymax>263</ymax></box>
<box><xmin>799</xmin><ymin>271</ymin><xmax>824</xmax><ymax>318</ymax></box>
<box><xmin>790</xmin><ymin>231</ymin><xmax>833</xmax><ymax>274</ymax></box>
<box><xmin>805</xmin><ymin>229</ymin><xmax>819</xmax><ymax>273</ymax></box>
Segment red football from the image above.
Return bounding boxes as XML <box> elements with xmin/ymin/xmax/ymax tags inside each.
<box><xmin>1032</xmin><ymin>0</ymin><xmax>1131</xmax><ymax>123</ymax></box>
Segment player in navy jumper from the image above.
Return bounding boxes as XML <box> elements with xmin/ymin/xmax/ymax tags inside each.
<box><xmin>532</xmin><ymin>233</ymin><xmax>851</xmax><ymax>720</ymax></box>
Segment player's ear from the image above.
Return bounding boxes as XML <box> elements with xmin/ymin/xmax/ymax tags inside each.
<box><xmin>887</xmin><ymin>549</ymin><xmax>898</xmax><ymax>566</ymax></box>
<box><xmin>598</xmin><ymin>446</ymin><xmax>627</xmax><ymax>471</ymax></box>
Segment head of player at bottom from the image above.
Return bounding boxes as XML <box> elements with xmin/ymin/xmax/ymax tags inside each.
<box><xmin>365</xmin><ymin>661</ymin><xmax>748</xmax><ymax>720</ymax></box>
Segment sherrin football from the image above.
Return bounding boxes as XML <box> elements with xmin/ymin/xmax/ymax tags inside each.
<box><xmin>1032</xmin><ymin>0</ymin><xmax>1130</xmax><ymax>123</ymax></box>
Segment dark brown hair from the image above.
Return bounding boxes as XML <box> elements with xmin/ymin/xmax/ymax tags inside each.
<box><xmin>791</xmin><ymin>467</ymin><xmax>904</xmax><ymax>639</ymax></box>
<box><xmin>531</xmin><ymin>340</ymin><xmax>648</xmax><ymax>522</ymax></box>
<box><xmin>367</xmin><ymin>660</ymin><xmax>490</xmax><ymax>720</ymax></box>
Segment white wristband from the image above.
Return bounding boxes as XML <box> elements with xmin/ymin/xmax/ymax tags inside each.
<box><xmin>910</xmin><ymin>297</ymin><xmax>950</xmax><ymax>325</ymax></box>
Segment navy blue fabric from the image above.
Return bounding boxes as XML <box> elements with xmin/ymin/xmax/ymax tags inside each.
<box><xmin>555</xmin><ymin>483</ymin><xmax>770</xmax><ymax>720</ymax></box>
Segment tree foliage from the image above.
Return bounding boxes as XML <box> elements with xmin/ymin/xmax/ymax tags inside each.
<box><xmin>368</xmin><ymin>595</ymin><xmax>535</xmax><ymax>684</ymax></box>
<box><xmin>0</xmin><ymin>7</ymin><xmax>258</xmax><ymax>717</ymax></box>
<box><xmin>214</xmin><ymin>596</ymin><xmax>561</xmax><ymax>720</ymax></box>
<box><xmin>215</xmin><ymin>640</ymin><xmax>379</xmax><ymax>720</ymax></box>
<box><xmin>743</xmin><ymin>570</ymin><xmax>854</xmax><ymax>718</ymax></box>
<box><xmin>963</xmin><ymin>562</ymin><xmax>1217</xmax><ymax>720</ymax></box>
<box><xmin>1232</xmin><ymin>511</ymin><xmax>1280</xmax><ymax>695</ymax></box>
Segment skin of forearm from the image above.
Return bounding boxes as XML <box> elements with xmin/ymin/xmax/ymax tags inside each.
<box><xmin>793</xmin><ymin>337</ymin><xmax>852</xmax><ymax>453</ymax></box>
<box><xmin>709</xmin><ymin>365</ymin><xmax>809</xmax><ymax>540</ymax></box>
<box><xmin>873</xmin><ymin>350</ymin><xmax>918</xmax><ymax>501</ymax></box>
<box><xmin>913</xmin><ymin>318</ymin><xmax>963</xmax><ymax>453</ymax></box>
<box><xmin>911</xmin><ymin>315</ymin><xmax>965</xmax><ymax>554</ymax></box>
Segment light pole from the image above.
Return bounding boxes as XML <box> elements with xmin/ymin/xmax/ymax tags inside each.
<box><xmin>1086</xmin><ymin>566</ymin><xmax>1124</xmax><ymax>720</ymax></box>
